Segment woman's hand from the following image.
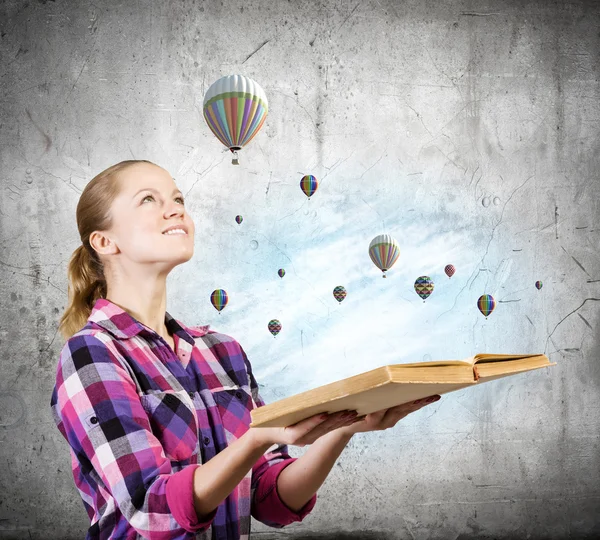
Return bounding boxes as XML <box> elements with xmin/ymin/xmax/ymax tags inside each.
<box><xmin>249</xmin><ymin>394</ymin><xmax>441</xmax><ymax>447</ymax></box>
<box><xmin>248</xmin><ymin>410</ymin><xmax>362</xmax><ymax>448</ymax></box>
<box><xmin>336</xmin><ymin>394</ymin><xmax>441</xmax><ymax>436</ymax></box>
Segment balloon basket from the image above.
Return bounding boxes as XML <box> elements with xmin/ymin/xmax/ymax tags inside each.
<box><xmin>232</xmin><ymin>151</ymin><xmax>239</xmax><ymax>165</ymax></box>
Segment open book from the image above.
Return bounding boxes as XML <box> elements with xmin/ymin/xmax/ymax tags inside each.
<box><xmin>250</xmin><ymin>353</ymin><xmax>556</xmax><ymax>428</ymax></box>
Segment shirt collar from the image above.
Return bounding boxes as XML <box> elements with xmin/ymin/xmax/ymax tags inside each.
<box><xmin>87</xmin><ymin>297</ymin><xmax>210</xmax><ymax>345</ymax></box>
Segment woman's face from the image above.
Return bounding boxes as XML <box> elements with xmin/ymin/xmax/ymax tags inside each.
<box><xmin>96</xmin><ymin>162</ymin><xmax>195</xmax><ymax>275</ymax></box>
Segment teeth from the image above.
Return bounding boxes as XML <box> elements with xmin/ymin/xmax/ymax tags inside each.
<box><xmin>163</xmin><ymin>229</ymin><xmax>186</xmax><ymax>235</ymax></box>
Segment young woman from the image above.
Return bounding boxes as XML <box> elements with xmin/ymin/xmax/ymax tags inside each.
<box><xmin>50</xmin><ymin>160</ymin><xmax>441</xmax><ymax>540</ymax></box>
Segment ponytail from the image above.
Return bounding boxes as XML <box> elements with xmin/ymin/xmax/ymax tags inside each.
<box><xmin>58</xmin><ymin>244</ymin><xmax>107</xmax><ymax>341</ymax></box>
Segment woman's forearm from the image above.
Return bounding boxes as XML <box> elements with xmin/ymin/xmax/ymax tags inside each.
<box><xmin>192</xmin><ymin>429</ymin><xmax>272</xmax><ymax>517</ymax></box>
<box><xmin>275</xmin><ymin>429</ymin><xmax>354</xmax><ymax>511</ymax></box>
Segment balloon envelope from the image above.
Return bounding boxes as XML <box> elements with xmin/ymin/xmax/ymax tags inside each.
<box><xmin>414</xmin><ymin>276</ymin><xmax>434</xmax><ymax>301</ymax></box>
<box><xmin>278</xmin><ymin>268</ymin><xmax>285</xmax><ymax>278</ymax></box>
<box><xmin>300</xmin><ymin>175</ymin><xmax>318</xmax><ymax>199</ymax></box>
<box><xmin>268</xmin><ymin>319</ymin><xmax>282</xmax><ymax>337</ymax></box>
<box><xmin>203</xmin><ymin>75</ymin><xmax>268</xmax><ymax>159</ymax></box>
<box><xmin>210</xmin><ymin>289</ymin><xmax>229</xmax><ymax>312</ymax></box>
<box><xmin>477</xmin><ymin>294</ymin><xmax>495</xmax><ymax>317</ymax></box>
<box><xmin>535</xmin><ymin>280</ymin><xmax>543</xmax><ymax>290</ymax></box>
<box><xmin>333</xmin><ymin>285</ymin><xmax>347</xmax><ymax>303</ymax></box>
<box><xmin>445</xmin><ymin>264</ymin><xmax>455</xmax><ymax>278</ymax></box>
<box><xmin>368</xmin><ymin>234</ymin><xmax>400</xmax><ymax>277</ymax></box>
<box><xmin>235</xmin><ymin>215</ymin><xmax>243</xmax><ymax>224</ymax></box>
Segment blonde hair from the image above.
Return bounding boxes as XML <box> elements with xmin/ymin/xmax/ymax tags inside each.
<box><xmin>58</xmin><ymin>159</ymin><xmax>156</xmax><ymax>341</ymax></box>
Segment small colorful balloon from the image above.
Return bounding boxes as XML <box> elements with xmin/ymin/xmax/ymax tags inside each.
<box><xmin>477</xmin><ymin>294</ymin><xmax>496</xmax><ymax>319</ymax></box>
<box><xmin>300</xmin><ymin>175</ymin><xmax>318</xmax><ymax>199</ymax></box>
<box><xmin>210</xmin><ymin>289</ymin><xmax>229</xmax><ymax>313</ymax></box>
<box><xmin>278</xmin><ymin>268</ymin><xmax>286</xmax><ymax>278</ymax></box>
<box><xmin>368</xmin><ymin>234</ymin><xmax>400</xmax><ymax>278</ymax></box>
<box><xmin>333</xmin><ymin>285</ymin><xmax>347</xmax><ymax>303</ymax></box>
<box><xmin>444</xmin><ymin>264</ymin><xmax>455</xmax><ymax>278</ymax></box>
<box><xmin>268</xmin><ymin>319</ymin><xmax>282</xmax><ymax>337</ymax></box>
<box><xmin>235</xmin><ymin>215</ymin><xmax>243</xmax><ymax>224</ymax></box>
<box><xmin>535</xmin><ymin>280</ymin><xmax>543</xmax><ymax>290</ymax></box>
<box><xmin>414</xmin><ymin>276</ymin><xmax>434</xmax><ymax>302</ymax></box>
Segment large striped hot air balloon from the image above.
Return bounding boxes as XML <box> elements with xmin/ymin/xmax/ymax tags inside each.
<box><xmin>368</xmin><ymin>234</ymin><xmax>400</xmax><ymax>278</ymax></box>
<box><xmin>203</xmin><ymin>75</ymin><xmax>268</xmax><ymax>165</ymax></box>
<box><xmin>477</xmin><ymin>294</ymin><xmax>495</xmax><ymax>319</ymax></box>
<box><xmin>210</xmin><ymin>289</ymin><xmax>229</xmax><ymax>314</ymax></box>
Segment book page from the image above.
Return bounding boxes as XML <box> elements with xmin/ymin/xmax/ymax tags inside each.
<box><xmin>390</xmin><ymin>359</ymin><xmax>474</xmax><ymax>368</ymax></box>
<box><xmin>474</xmin><ymin>353</ymin><xmax>545</xmax><ymax>364</ymax></box>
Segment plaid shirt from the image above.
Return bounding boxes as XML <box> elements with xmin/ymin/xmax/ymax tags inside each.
<box><xmin>50</xmin><ymin>298</ymin><xmax>316</xmax><ymax>539</ymax></box>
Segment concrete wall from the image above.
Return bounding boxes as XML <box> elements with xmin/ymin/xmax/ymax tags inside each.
<box><xmin>1</xmin><ymin>0</ymin><xmax>599</xmax><ymax>538</ymax></box>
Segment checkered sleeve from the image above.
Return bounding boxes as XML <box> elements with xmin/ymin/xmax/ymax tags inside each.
<box><xmin>51</xmin><ymin>333</ymin><xmax>217</xmax><ymax>539</ymax></box>
<box><xmin>240</xmin><ymin>347</ymin><xmax>318</xmax><ymax>528</ymax></box>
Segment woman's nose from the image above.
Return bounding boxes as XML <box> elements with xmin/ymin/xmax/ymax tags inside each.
<box><xmin>166</xmin><ymin>203</ymin><xmax>184</xmax><ymax>217</ymax></box>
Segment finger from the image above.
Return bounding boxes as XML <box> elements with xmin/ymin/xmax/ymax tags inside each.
<box><xmin>286</xmin><ymin>411</ymin><xmax>332</xmax><ymax>435</ymax></box>
<box><xmin>411</xmin><ymin>395</ymin><xmax>441</xmax><ymax>406</ymax></box>
<box><xmin>382</xmin><ymin>396</ymin><xmax>441</xmax><ymax>427</ymax></box>
<box><xmin>320</xmin><ymin>410</ymin><xmax>358</xmax><ymax>431</ymax></box>
<box><xmin>336</xmin><ymin>411</ymin><xmax>360</xmax><ymax>428</ymax></box>
<box><xmin>343</xmin><ymin>415</ymin><xmax>366</xmax><ymax>427</ymax></box>
<box><xmin>304</xmin><ymin>411</ymin><xmax>358</xmax><ymax>440</ymax></box>
<box><xmin>391</xmin><ymin>395</ymin><xmax>439</xmax><ymax>414</ymax></box>
<box><xmin>285</xmin><ymin>413</ymin><xmax>339</xmax><ymax>445</ymax></box>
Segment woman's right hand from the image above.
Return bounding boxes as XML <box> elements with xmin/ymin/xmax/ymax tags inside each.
<box><xmin>248</xmin><ymin>410</ymin><xmax>360</xmax><ymax>448</ymax></box>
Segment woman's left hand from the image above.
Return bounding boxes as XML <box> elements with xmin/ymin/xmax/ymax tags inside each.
<box><xmin>336</xmin><ymin>394</ymin><xmax>441</xmax><ymax>435</ymax></box>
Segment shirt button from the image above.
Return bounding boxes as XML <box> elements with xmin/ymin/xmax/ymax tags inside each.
<box><xmin>188</xmin><ymin>391</ymin><xmax>195</xmax><ymax>399</ymax></box>
<box><xmin>235</xmin><ymin>391</ymin><xmax>242</xmax><ymax>399</ymax></box>
<box><xmin>90</xmin><ymin>416</ymin><xmax>98</xmax><ymax>424</ymax></box>
<box><xmin>203</xmin><ymin>436</ymin><xmax>211</xmax><ymax>446</ymax></box>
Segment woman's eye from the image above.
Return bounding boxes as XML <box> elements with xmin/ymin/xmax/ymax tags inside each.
<box><xmin>141</xmin><ymin>194</ymin><xmax>185</xmax><ymax>205</ymax></box>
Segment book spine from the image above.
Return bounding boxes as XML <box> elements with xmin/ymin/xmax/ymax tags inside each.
<box><xmin>473</xmin><ymin>366</ymin><xmax>480</xmax><ymax>381</ymax></box>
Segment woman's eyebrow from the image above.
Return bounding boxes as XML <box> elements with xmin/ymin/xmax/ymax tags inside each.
<box><xmin>133</xmin><ymin>187</ymin><xmax>183</xmax><ymax>198</ymax></box>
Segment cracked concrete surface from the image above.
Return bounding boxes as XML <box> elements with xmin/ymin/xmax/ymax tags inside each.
<box><xmin>1</xmin><ymin>0</ymin><xmax>599</xmax><ymax>538</ymax></box>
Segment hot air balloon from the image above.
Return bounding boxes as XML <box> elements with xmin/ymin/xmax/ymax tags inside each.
<box><xmin>278</xmin><ymin>268</ymin><xmax>285</xmax><ymax>278</ymax></box>
<box><xmin>300</xmin><ymin>175</ymin><xmax>318</xmax><ymax>199</ymax></box>
<box><xmin>414</xmin><ymin>276</ymin><xmax>434</xmax><ymax>302</ymax></box>
<box><xmin>444</xmin><ymin>264</ymin><xmax>455</xmax><ymax>278</ymax></box>
<box><xmin>368</xmin><ymin>234</ymin><xmax>400</xmax><ymax>278</ymax></box>
<box><xmin>203</xmin><ymin>74</ymin><xmax>268</xmax><ymax>165</ymax></box>
<box><xmin>535</xmin><ymin>280</ymin><xmax>543</xmax><ymax>290</ymax></box>
<box><xmin>333</xmin><ymin>285</ymin><xmax>347</xmax><ymax>303</ymax></box>
<box><xmin>268</xmin><ymin>319</ymin><xmax>282</xmax><ymax>337</ymax></box>
<box><xmin>210</xmin><ymin>289</ymin><xmax>229</xmax><ymax>314</ymax></box>
<box><xmin>477</xmin><ymin>294</ymin><xmax>495</xmax><ymax>319</ymax></box>
<box><xmin>235</xmin><ymin>215</ymin><xmax>243</xmax><ymax>224</ymax></box>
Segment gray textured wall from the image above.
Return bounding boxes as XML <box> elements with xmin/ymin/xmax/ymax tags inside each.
<box><xmin>1</xmin><ymin>0</ymin><xmax>599</xmax><ymax>538</ymax></box>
